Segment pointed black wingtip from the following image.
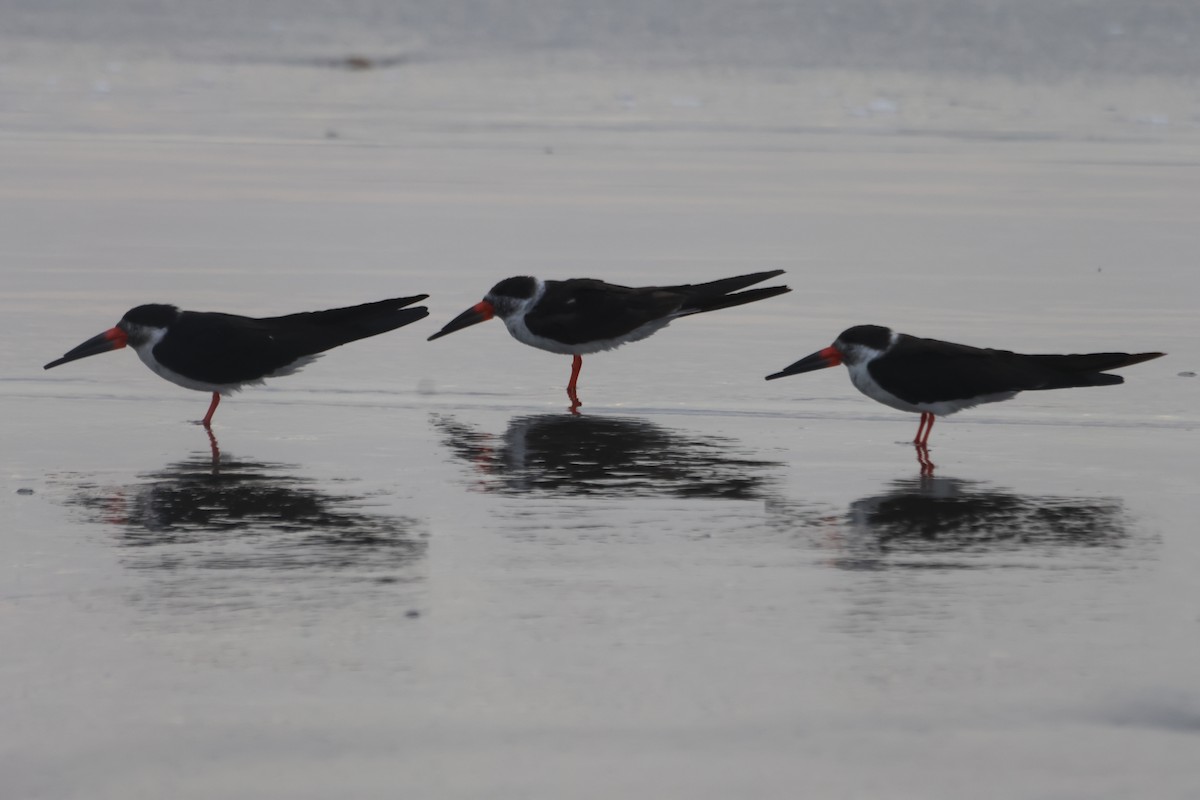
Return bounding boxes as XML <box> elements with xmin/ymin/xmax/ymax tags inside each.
<box><xmin>394</xmin><ymin>294</ymin><xmax>430</xmax><ymax>307</ymax></box>
<box><xmin>377</xmin><ymin>305</ymin><xmax>429</xmax><ymax>335</ymax></box>
<box><xmin>743</xmin><ymin>284</ymin><xmax>792</xmax><ymax>302</ymax></box>
<box><xmin>735</xmin><ymin>269</ymin><xmax>787</xmax><ymax>287</ymax></box>
<box><xmin>1119</xmin><ymin>351</ymin><xmax>1167</xmax><ymax>369</ymax></box>
<box><xmin>741</xmin><ymin>268</ymin><xmax>786</xmax><ymax>280</ymax></box>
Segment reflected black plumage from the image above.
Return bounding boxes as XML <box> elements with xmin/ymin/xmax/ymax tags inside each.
<box><xmin>768</xmin><ymin>475</ymin><xmax>1132</xmax><ymax>571</ymax></box>
<box><xmin>61</xmin><ymin>452</ymin><xmax>427</xmax><ymax>574</ymax></box>
<box><xmin>433</xmin><ymin>413</ymin><xmax>781</xmax><ymax>499</ymax></box>
<box><xmin>846</xmin><ymin>476</ymin><xmax>1128</xmax><ymax>553</ymax></box>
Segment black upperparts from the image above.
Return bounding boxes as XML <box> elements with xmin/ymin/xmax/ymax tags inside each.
<box><xmin>273</xmin><ymin>295</ymin><xmax>430</xmax><ymax>342</ymax></box>
<box><xmin>122</xmin><ymin>304</ymin><xmax>181</xmax><ymax>328</ymax></box>
<box><xmin>868</xmin><ymin>338</ymin><xmax>1165</xmax><ymax>405</ymax></box>
<box><xmin>837</xmin><ymin>325</ymin><xmax>893</xmax><ymax>351</ymax></box>
<box><xmin>1027</xmin><ymin>351</ymin><xmax>1165</xmax><ymax>374</ymax></box>
<box><xmin>489</xmin><ymin>276</ymin><xmax>539</xmax><ymax>300</ymax></box>
<box><xmin>149</xmin><ymin>296</ymin><xmax>430</xmax><ymax>385</ymax></box>
<box><xmin>672</xmin><ymin>269</ymin><xmax>786</xmax><ymax>298</ymax></box>
<box><xmin>674</xmin><ymin>270</ymin><xmax>791</xmax><ymax>315</ymax></box>
<box><xmin>1024</xmin><ymin>351</ymin><xmax>1166</xmax><ymax>389</ymax></box>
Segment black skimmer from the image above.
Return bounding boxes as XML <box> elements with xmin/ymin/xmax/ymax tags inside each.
<box><xmin>44</xmin><ymin>295</ymin><xmax>429</xmax><ymax>426</ymax></box>
<box><xmin>766</xmin><ymin>324</ymin><xmax>1164</xmax><ymax>457</ymax></box>
<box><xmin>428</xmin><ymin>271</ymin><xmax>790</xmax><ymax>410</ymax></box>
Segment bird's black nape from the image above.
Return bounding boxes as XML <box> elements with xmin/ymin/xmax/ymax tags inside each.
<box><xmin>836</xmin><ymin>325</ymin><xmax>892</xmax><ymax>350</ymax></box>
<box><xmin>488</xmin><ymin>276</ymin><xmax>539</xmax><ymax>299</ymax></box>
<box><xmin>123</xmin><ymin>304</ymin><xmax>182</xmax><ymax>328</ymax></box>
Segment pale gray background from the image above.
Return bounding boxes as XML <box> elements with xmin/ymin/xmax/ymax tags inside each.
<box><xmin>2</xmin><ymin>2</ymin><xmax>1198</xmax><ymax>798</ymax></box>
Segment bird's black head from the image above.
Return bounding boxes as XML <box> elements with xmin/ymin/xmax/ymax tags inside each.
<box><xmin>119</xmin><ymin>304</ymin><xmax>180</xmax><ymax>346</ymax></box>
<box><xmin>122</xmin><ymin>304</ymin><xmax>180</xmax><ymax>328</ymax></box>
<box><xmin>44</xmin><ymin>304</ymin><xmax>181</xmax><ymax>371</ymax></box>
<box><xmin>837</xmin><ymin>325</ymin><xmax>893</xmax><ymax>350</ymax></box>
<box><xmin>834</xmin><ymin>325</ymin><xmax>894</xmax><ymax>365</ymax></box>
<box><xmin>485</xmin><ymin>276</ymin><xmax>540</xmax><ymax>319</ymax></box>
<box><xmin>488</xmin><ymin>276</ymin><xmax>538</xmax><ymax>300</ymax></box>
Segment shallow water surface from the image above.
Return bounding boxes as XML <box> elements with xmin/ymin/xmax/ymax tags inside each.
<box><xmin>2</xmin><ymin>6</ymin><xmax>1200</xmax><ymax>797</ymax></box>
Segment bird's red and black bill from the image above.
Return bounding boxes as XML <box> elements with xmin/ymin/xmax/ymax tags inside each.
<box><xmin>44</xmin><ymin>327</ymin><xmax>129</xmax><ymax>370</ymax></box>
<box><xmin>427</xmin><ymin>301</ymin><xmax>495</xmax><ymax>341</ymax></box>
<box><xmin>765</xmin><ymin>346</ymin><xmax>842</xmax><ymax>380</ymax></box>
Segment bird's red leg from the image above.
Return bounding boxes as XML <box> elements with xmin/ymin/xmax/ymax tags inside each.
<box><xmin>566</xmin><ymin>354</ymin><xmax>583</xmax><ymax>414</ymax></box>
<box><xmin>919</xmin><ymin>413</ymin><xmax>935</xmax><ymax>446</ymax></box>
<box><xmin>913</xmin><ymin>412</ymin><xmax>930</xmax><ymax>445</ymax></box>
<box><xmin>201</xmin><ymin>392</ymin><xmax>220</xmax><ymax>427</ymax></box>
<box><xmin>914</xmin><ymin>412</ymin><xmax>935</xmax><ymax>474</ymax></box>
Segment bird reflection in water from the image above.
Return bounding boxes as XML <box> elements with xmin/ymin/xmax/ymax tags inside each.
<box><xmin>203</xmin><ymin>424</ymin><xmax>221</xmax><ymax>466</ymax></box>
<box><xmin>773</xmin><ymin>475</ymin><xmax>1131</xmax><ymax>569</ymax></box>
<box><xmin>61</xmin><ymin>441</ymin><xmax>426</xmax><ymax>608</ymax></box>
<box><xmin>433</xmin><ymin>413</ymin><xmax>780</xmax><ymax>499</ymax></box>
<box><xmin>914</xmin><ymin>443</ymin><xmax>935</xmax><ymax>476</ymax></box>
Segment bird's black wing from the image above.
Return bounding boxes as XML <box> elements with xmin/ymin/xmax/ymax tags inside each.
<box><xmin>151</xmin><ymin>313</ymin><xmax>303</xmax><ymax>384</ymax></box>
<box><xmin>522</xmin><ymin>280</ymin><xmax>684</xmax><ymax>345</ymax></box>
<box><xmin>867</xmin><ymin>336</ymin><xmax>1061</xmax><ymax>405</ymax></box>
<box><xmin>156</xmin><ymin>297</ymin><xmax>428</xmax><ymax>384</ymax></box>
<box><xmin>662</xmin><ymin>270</ymin><xmax>790</xmax><ymax>315</ymax></box>
<box><xmin>267</xmin><ymin>295</ymin><xmax>429</xmax><ymax>351</ymax></box>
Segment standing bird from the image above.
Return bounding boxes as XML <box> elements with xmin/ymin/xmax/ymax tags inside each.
<box><xmin>428</xmin><ymin>271</ymin><xmax>790</xmax><ymax>410</ymax></box>
<box><xmin>766</xmin><ymin>324</ymin><xmax>1163</xmax><ymax>450</ymax></box>
<box><xmin>44</xmin><ymin>296</ymin><xmax>430</xmax><ymax>426</ymax></box>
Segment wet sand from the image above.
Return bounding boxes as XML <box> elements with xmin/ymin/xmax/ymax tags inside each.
<box><xmin>3</xmin><ymin>10</ymin><xmax>1200</xmax><ymax>799</ymax></box>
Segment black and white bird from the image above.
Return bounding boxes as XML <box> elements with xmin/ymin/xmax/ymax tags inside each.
<box><xmin>766</xmin><ymin>324</ymin><xmax>1164</xmax><ymax>446</ymax></box>
<box><xmin>44</xmin><ymin>296</ymin><xmax>429</xmax><ymax>426</ymax></box>
<box><xmin>428</xmin><ymin>271</ymin><xmax>790</xmax><ymax>410</ymax></box>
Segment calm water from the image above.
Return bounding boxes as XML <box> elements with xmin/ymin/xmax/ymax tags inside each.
<box><xmin>2</xmin><ymin>2</ymin><xmax>1200</xmax><ymax>798</ymax></box>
